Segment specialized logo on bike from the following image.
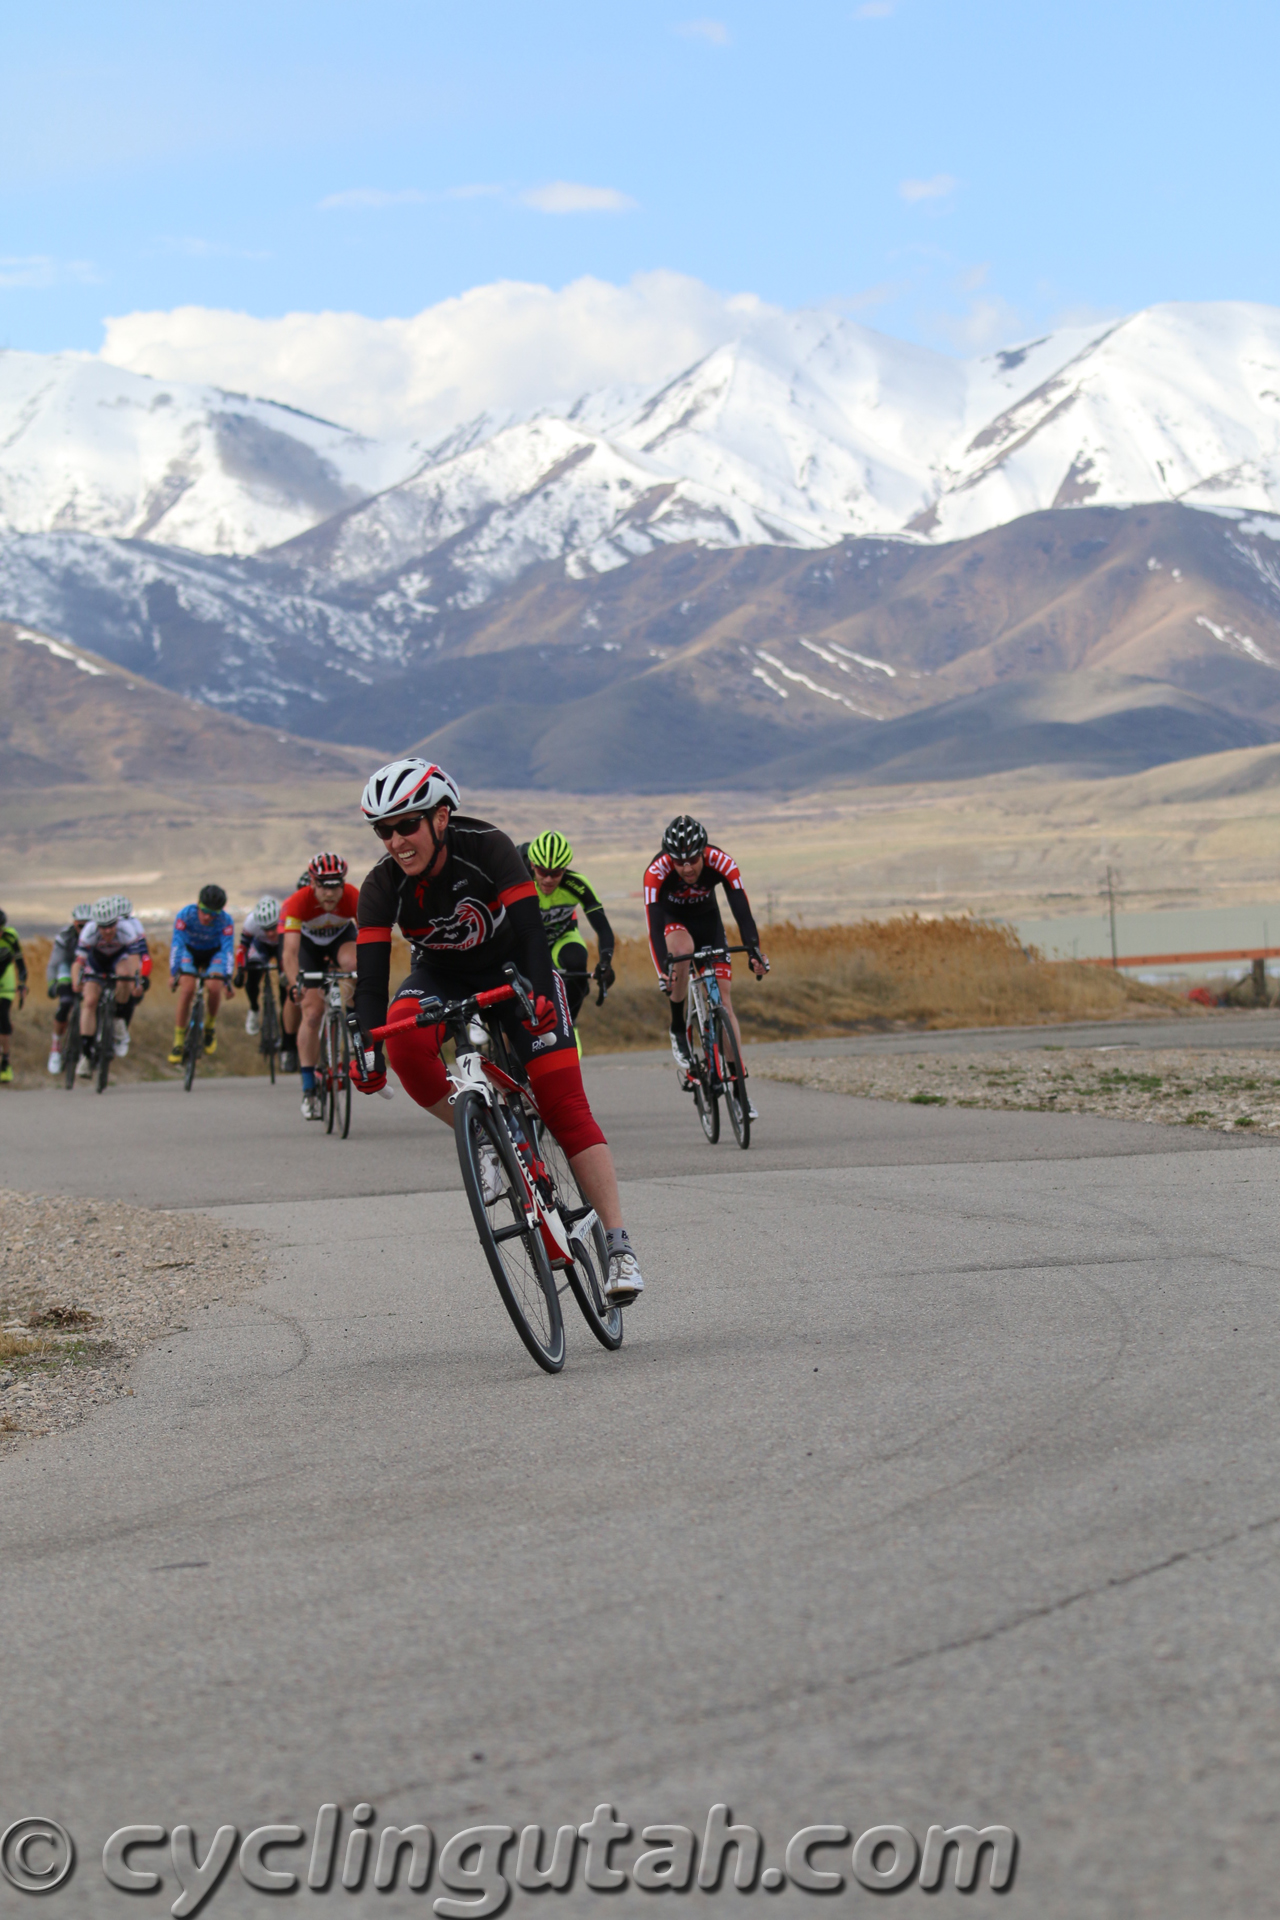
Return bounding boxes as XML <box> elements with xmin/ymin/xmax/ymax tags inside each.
<box><xmin>414</xmin><ymin>900</ymin><xmax>499</xmax><ymax>951</ymax></box>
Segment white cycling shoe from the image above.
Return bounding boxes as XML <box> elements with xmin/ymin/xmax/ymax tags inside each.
<box><xmin>670</xmin><ymin>1032</ymin><xmax>693</xmax><ymax>1084</ymax></box>
<box><xmin>245</xmin><ymin>1010</ymin><xmax>260</xmax><ymax>1036</ymax></box>
<box><xmin>605</xmin><ymin>1248</ymin><xmax>644</xmax><ymax>1307</ymax></box>
<box><xmin>748</xmin><ymin>1099</ymin><xmax>759</xmax><ymax>1120</ymax></box>
<box><xmin>301</xmin><ymin>1092</ymin><xmax>324</xmax><ymax>1121</ymax></box>
<box><xmin>76</xmin><ymin>1053</ymin><xmax>92</xmax><ymax>1078</ymax></box>
<box><xmin>47</xmin><ymin>1048</ymin><xmax>62</xmax><ymax>1074</ymax></box>
<box><xmin>113</xmin><ymin>1019</ymin><xmax>130</xmax><ymax>1058</ymax></box>
<box><xmin>478</xmin><ymin>1140</ymin><xmax>505</xmax><ymax>1205</ymax></box>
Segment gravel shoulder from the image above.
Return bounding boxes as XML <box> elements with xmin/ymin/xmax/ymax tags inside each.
<box><xmin>0</xmin><ymin>1189</ymin><xmax>267</xmax><ymax>1454</ymax></box>
<box><xmin>757</xmin><ymin>1044</ymin><xmax>1280</xmax><ymax>1133</ymax></box>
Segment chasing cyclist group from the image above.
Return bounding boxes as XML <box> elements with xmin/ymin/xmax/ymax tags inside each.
<box><xmin>6</xmin><ymin>760</ymin><xmax>771</xmax><ymax>1309</ymax></box>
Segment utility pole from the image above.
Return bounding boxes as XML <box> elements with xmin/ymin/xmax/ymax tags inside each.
<box><xmin>1105</xmin><ymin>866</ymin><xmax>1119</xmax><ymax>968</ymax></box>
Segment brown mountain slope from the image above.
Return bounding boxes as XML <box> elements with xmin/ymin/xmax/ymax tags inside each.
<box><xmin>0</xmin><ymin>621</ymin><xmax>368</xmax><ymax>790</ymax></box>
<box><xmin>402</xmin><ymin>506</ymin><xmax>1280</xmax><ymax>788</ymax></box>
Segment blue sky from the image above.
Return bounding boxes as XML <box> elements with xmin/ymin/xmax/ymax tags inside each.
<box><xmin>4</xmin><ymin>0</ymin><xmax>1279</xmax><ymax>360</ymax></box>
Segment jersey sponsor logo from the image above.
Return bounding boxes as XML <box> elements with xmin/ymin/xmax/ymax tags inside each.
<box><xmin>413</xmin><ymin>900</ymin><xmax>497</xmax><ymax>951</ymax></box>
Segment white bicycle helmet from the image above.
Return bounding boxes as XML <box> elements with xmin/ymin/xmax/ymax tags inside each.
<box><xmin>92</xmin><ymin>894</ymin><xmax>133</xmax><ymax>925</ymax></box>
<box><xmin>254</xmin><ymin>894</ymin><xmax>281</xmax><ymax>929</ymax></box>
<box><xmin>71</xmin><ymin>902</ymin><xmax>95</xmax><ymax>923</ymax></box>
<box><xmin>360</xmin><ymin>758</ymin><xmax>460</xmax><ymax>823</ymax></box>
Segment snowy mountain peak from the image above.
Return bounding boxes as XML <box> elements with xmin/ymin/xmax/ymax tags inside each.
<box><xmin>3</xmin><ymin>301</ymin><xmax>1280</xmax><ymax>590</ymax></box>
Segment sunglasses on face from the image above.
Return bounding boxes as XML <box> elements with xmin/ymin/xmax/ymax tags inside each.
<box><xmin>532</xmin><ymin>867</ymin><xmax>565</xmax><ymax>883</ymax></box>
<box><xmin>372</xmin><ymin>813</ymin><xmax>430</xmax><ymax>842</ymax></box>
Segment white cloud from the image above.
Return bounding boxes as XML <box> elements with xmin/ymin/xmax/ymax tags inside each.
<box><xmin>518</xmin><ymin>182</ymin><xmax>637</xmax><ymax>214</ymax></box>
<box><xmin>929</xmin><ymin>295</ymin><xmax>1024</xmax><ymax>354</ymax></box>
<box><xmin>99</xmin><ymin>271</ymin><xmax>767</xmax><ymax>442</ymax></box>
<box><xmin>0</xmin><ymin>255</ymin><xmax>99</xmax><ymax>288</ymax></box>
<box><xmin>899</xmin><ymin>174</ymin><xmax>957</xmax><ymax>203</ymax></box>
<box><xmin>675</xmin><ymin>18</ymin><xmax>731</xmax><ymax>43</ymax></box>
<box><xmin>319</xmin><ymin>185</ymin><xmax>502</xmax><ymax>210</ymax></box>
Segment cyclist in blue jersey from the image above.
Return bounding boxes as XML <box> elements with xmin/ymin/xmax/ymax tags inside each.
<box><xmin>168</xmin><ymin>884</ymin><xmax>236</xmax><ymax>1062</ymax></box>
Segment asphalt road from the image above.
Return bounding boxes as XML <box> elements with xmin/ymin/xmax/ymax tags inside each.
<box><xmin>3</xmin><ymin>1052</ymin><xmax>1280</xmax><ymax>1917</ymax></box>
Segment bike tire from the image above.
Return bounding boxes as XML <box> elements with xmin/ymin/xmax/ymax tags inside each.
<box><xmin>455</xmin><ymin>1088</ymin><xmax>565</xmax><ymax>1373</ymax></box>
<box><xmin>718</xmin><ymin>1013</ymin><xmax>750</xmax><ymax>1149</ymax></box>
<box><xmin>183</xmin><ymin>989</ymin><xmax>202</xmax><ymax>1093</ymax></box>
<box><xmin>338</xmin><ymin>1016</ymin><xmax>352</xmax><ymax>1139</ymax></box>
<box><xmin>63</xmin><ymin>1010</ymin><xmax>81</xmax><ymax>1091</ymax></box>
<box><xmin>687</xmin><ymin>1006</ymin><xmax>720</xmax><ymax>1144</ymax></box>
<box><xmin>323</xmin><ymin>1013</ymin><xmax>337</xmax><ymax>1133</ymax></box>
<box><xmin>261</xmin><ymin>982</ymin><xmax>279</xmax><ymax>1084</ymax></box>
<box><xmin>95</xmin><ymin>995</ymin><xmax>114</xmax><ymax>1094</ymax></box>
<box><xmin>536</xmin><ymin>1119</ymin><xmax>623</xmax><ymax>1350</ymax></box>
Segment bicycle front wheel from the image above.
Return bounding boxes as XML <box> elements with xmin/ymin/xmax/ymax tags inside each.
<box><xmin>338</xmin><ymin>1017</ymin><xmax>352</xmax><ymax>1138</ymax></box>
<box><xmin>183</xmin><ymin>991</ymin><xmax>202</xmax><ymax>1092</ymax></box>
<box><xmin>687</xmin><ymin>1007</ymin><xmax>719</xmax><ymax>1144</ymax></box>
<box><xmin>536</xmin><ymin>1120</ymin><xmax>623</xmax><ymax>1350</ymax></box>
<box><xmin>63</xmin><ymin>1016</ymin><xmax>81</xmax><ymax>1091</ymax></box>
<box><xmin>717</xmin><ymin>1014</ymin><xmax>750</xmax><ymax>1149</ymax></box>
<box><xmin>323</xmin><ymin>1013</ymin><xmax>338</xmax><ymax>1133</ymax></box>
<box><xmin>455</xmin><ymin>1089</ymin><xmax>565</xmax><ymax>1373</ymax></box>
<box><xmin>95</xmin><ymin>996</ymin><xmax>114</xmax><ymax>1093</ymax></box>
<box><xmin>261</xmin><ymin>982</ymin><xmax>279</xmax><ymax>1084</ymax></box>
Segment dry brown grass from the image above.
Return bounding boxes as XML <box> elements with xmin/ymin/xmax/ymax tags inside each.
<box><xmin>1</xmin><ymin>924</ymin><xmax>1188</xmax><ymax>1085</ymax></box>
<box><xmin>577</xmin><ymin>916</ymin><xmax>1189</xmax><ymax>1052</ymax></box>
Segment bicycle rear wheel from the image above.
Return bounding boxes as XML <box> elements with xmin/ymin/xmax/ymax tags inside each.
<box><xmin>686</xmin><ymin>1005</ymin><xmax>719</xmax><ymax>1144</ymax></box>
<box><xmin>455</xmin><ymin>1089</ymin><xmax>565</xmax><ymax>1373</ymax></box>
<box><xmin>95</xmin><ymin>995</ymin><xmax>114</xmax><ymax>1093</ymax></box>
<box><xmin>717</xmin><ymin>1014</ymin><xmax>750</xmax><ymax>1149</ymax></box>
<box><xmin>535</xmin><ymin>1120</ymin><xmax>623</xmax><ymax>1350</ymax></box>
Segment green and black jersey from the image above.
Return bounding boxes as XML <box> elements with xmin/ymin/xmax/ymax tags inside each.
<box><xmin>516</xmin><ymin>845</ymin><xmax>615</xmax><ymax>965</ymax></box>
<box><xmin>0</xmin><ymin>925</ymin><xmax>26</xmax><ymax>1000</ymax></box>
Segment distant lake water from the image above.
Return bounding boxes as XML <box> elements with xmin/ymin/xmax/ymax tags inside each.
<box><xmin>1011</xmin><ymin>903</ymin><xmax>1280</xmax><ymax>979</ymax></box>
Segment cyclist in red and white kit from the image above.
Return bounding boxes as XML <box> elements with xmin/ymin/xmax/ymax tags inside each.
<box><xmin>280</xmin><ymin>853</ymin><xmax>359</xmax><ymax>1121</ymax></box>
<box><xmin>644</xmin><ymin>815</ymin><xmax>768</xmax><ymax>1118</ymax></box>
<box><xmin>350</xmin><ymin>759</ymin><xmax>644</xmax><ymax>1306</ymax></box>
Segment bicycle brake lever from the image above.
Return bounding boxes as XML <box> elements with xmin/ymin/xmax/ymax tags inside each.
<box><xmin>502</xmin><ymin>963</ymin><xmax>536</xmax><ymax>1021</ymax></box>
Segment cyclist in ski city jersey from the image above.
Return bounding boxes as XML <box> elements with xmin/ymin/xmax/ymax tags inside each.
<box><xmin>168</xmin><ymin>886</ymin><xmax>235</xmax><ymax>1063</ymax></box>
<box><xmin>0</xmin><ymin>908</ymin><xmax>28</xmax><ymax>1085</ymax></box>
<box><xmin>644</xmin><ymin>816</ymin><xmax>769</xmax><ymax>1115</ymax></box>
<box><xmin>234</xmin><ymin>894</ymin><xmax>283</xmax><ymax>1038</ymax></box>
<box><xmin>351</xmin><ymin>758</ymin><xmax>644</xmax><ymax>1306</ymax></box>
<box><xmin>517</xmin><ymin>830</ymin><xmax>616</xmax><ymax>1024</ymax></box>
<box><xmin>75</xmin><ymin>896</ymin><xmax>151</xmax><ymax>1073</ymax></box>
<box><xmin>45</xmin><ymin>902</ymin><xmax>93</xmax><ymax>1075</ymax></box>
<box><xmin>279</xmin><ymin>853</ymin><xmax>359</xmax><ymax>1121</ymax></box>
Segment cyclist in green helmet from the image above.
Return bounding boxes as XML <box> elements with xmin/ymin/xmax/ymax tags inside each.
<box><xmin>517</xmin><ymin>831</ymin><xmax>615</xmax><ymax>1027</ymax></box>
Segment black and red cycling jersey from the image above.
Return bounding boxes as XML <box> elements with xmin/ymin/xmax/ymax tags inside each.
<box><xmin>354</xmin><ymin>815</ymin><xmax>558</xmax><ymax>1039</ymax></box>
<box><xmin>643</xmin><ymin>845</ymin><xmax>760</xmax><ymax>977</ymax></box>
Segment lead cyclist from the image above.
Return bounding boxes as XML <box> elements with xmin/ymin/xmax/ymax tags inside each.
<box><xmin>349</xmin><ymin>759</ymin><xmax>645</xmax><ymax>1308</ymax></box>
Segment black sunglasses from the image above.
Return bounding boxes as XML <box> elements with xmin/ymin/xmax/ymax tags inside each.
<box><xmin>372</xmin><ymin>812</ymin><xmax>430</xmax><ymax>842</ymax></box>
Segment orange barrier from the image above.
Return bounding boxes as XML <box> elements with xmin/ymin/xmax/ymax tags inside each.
<box><xmin>1075</xmin><ymin>947</ymin><xmax>1280</xmax><ymax>968</ymax></box>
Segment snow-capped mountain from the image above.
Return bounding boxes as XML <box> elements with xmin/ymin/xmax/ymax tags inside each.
<box><xmin>0</xmin><ymin>350</ymin><xmax>413</xmax><ymax>555</ymax></box>
<box><xmin>5</xmin><ymin>303</ymin><xmax>1280</xmax><ymax>588</ymax></box>
<box><xmin>272</xmin><ymin>301</ymin><xmax>1280</xmax><ymax>602</ymax></box>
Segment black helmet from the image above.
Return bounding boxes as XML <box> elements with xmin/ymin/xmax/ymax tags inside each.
<box><xmin>662</xmin><ymin>816</ymin><xmax>708</xmax><ymax>861</ymax></box>
<box><xmin>0</xmin><ymin>908</ymin><xmax>7</xmax><ymax>929</ymax></box>
<box><xmin>198</xmin><ymin>884</ymin><xmax>227</xmax><ymax>912</ymax></box>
